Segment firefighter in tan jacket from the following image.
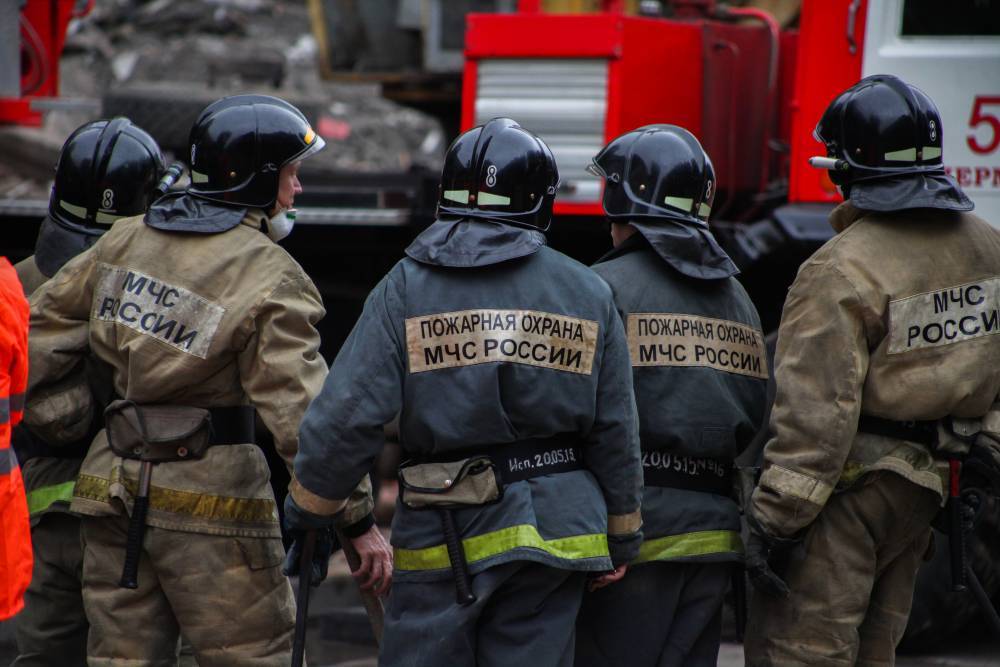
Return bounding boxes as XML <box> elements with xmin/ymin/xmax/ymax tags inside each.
<box><xmin>744</xmin><ymin>75</ymin><xmax>1000</xmax><ymax>666</ymax></box>
<box><xmin>13</xmin><ymin>118</ymin><xmax>165</xmax><ymax>667</ymax></box>
<box><xmin>26</xmin><ymin>95</ymin><xmax>389</xmax><ymax>667</ymax></box>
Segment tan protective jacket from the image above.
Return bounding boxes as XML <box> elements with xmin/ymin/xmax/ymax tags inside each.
<box><xmin>752</xmin><ymin>203</ymin><xmax>1000</xmax><ymax>538</ymax></box>
<box><xmin>27</xmin><ymin>211</ymin><xmax>372</xmax><ymax>538</ymax></box>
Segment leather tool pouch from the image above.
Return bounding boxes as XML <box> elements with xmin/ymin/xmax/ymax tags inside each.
<box><xmin>104</xmin><ymin>400</ymin><xmax>212</xmax><ymax>463</ymax></box>
<box><xmin>398</xmin><ymin>456</ymin><xmax>502</xmax><ymax>510</ymax></box>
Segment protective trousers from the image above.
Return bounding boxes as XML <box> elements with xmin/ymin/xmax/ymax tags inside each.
<box><xmin>80</xmin><ymin>513</ymin><xmax>294</xmax><ymax>667</ymax></box>
<box><xmin>380</xmin><ymin>561</ymin><xmax>586</xmax><ymax>667</ymax></box>
<box><xmin>13</xmin><ymin>513</ymin><xmax>88</xmax><ymax>667</ymax></box>
<box><xmin>745</xmin><ymin>472</ymin><xmax>939</xmax><ymax>667</ymax></box>
<box><xmin>574</xmin><ymin>561</ymin><xmax>731</xmax><ymax>667</ymax></box>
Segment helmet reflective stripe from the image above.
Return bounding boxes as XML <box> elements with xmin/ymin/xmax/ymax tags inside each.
<box><xmin>923</xmin><ymin>146</ymin><xmax>942</xmax><ymax>160</ymax></box>
<box><xmin>59</xmin><ymin>200</ymin><xmax>87</xmax><ymax>219</ymax></box>
<box><xmin>664</xmin><ymin>196</ymin><xmax>694</xmax><ymax>211</ymax></box>
<box><xmin>884</xmin><ymin>147</ymin><xmax>918</xmax><ymax>162</ymax></box>
<box><xmin>478</xmin><ymin>192</ymin><xmax>511</xmax><ymax>206</ymax></box>
<box><xmin>191</xmin><ymin>170</ymin><xmax>210</xmax><ymax>183</ymax></box>
<box><xmin>443</xmin><ymin>189</ymin><xmax>470</xmax><ymax>204</ymax></box>
<box><xmin>95</xmin><ymin>211</ymin><xmax>126</xmax><ymax>225</ymax></box>
<box><xmin>698</xmin><ymin>203</ymin><xmax>711</xmax><ymax>218</ymax></box>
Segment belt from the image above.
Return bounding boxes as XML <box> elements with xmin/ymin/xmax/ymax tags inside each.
<box><xmin>857</xmin><ymin>415</ymin><xmax>938</xmax><ymax>448</ymax></box>
<box><xmin>420</xmin><ymin>434</ymin><xmax>584</xmax><ymax>484</ymax></box>
<box><xmin>110</xmin><ymin>395</ymin><xmax>256</xmax><ymax>447</ymax></box>
<box><xmin>641</xmin><ymin>452</ymin><xmax>733</xmax><ymax>496</ymax></box>
<box><xmin>205</xmin><ymin>406</ymin><xmax>256</xmax><ymax>445</ymax></box>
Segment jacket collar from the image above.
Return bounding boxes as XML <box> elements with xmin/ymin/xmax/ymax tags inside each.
<box><xmin>405</xmin><ymin>218</ymin><xmax>546</xmax><ymax>268</ymax></box>
<box><xmin>596</xmin><ymin>219</ymin><xmax>738</xmax><ymax>280</ymax></box>
<box><xmin>144</xmin><ymin>193</ymin><xmax>256</xmax><ymax>234</ymax></box>
<box><xmin>828</xmin><ymin>201</ymin><xmax>868</xmax><ymax>234</ymax></box>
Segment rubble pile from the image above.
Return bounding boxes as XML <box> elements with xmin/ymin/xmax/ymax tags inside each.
<box><xmin>1</xmin><ymin>0</ymin><xmax>445</xmax><ymax>198</ymax></box>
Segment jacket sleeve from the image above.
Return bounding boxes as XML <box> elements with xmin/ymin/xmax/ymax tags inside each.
<box><xmin>235</xmin><ymin>273</ymin><xmax>378</xmax><ymax>526</ymax></box>
<box><xmin>289</xmin><ymin>269</ymin><xmax>406</xmax><ymax>526</ymax></box>
<box><xmin>750</xmin><ymin>258</ymin><xmax>869</xmax><ymax>538</ymax></box>
<box><xmin>25</xmin><ymin>249</ymin><xmax>99</xmax><ymax>441</ymax></box>
<box><xmin>585</xmin><ymin>300</ymin><xmax>643</xmax><ymax>565</ymax></box>
<box><xmin>6</xmin><ymin>271</ymin><xmax>29</xmax><ymax>426</ymax></box>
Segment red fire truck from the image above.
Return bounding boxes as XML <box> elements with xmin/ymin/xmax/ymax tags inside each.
<box><xmin>460</xmin><ymin>0</ymin><xmax>1000</xmax><ymax>329</ymax></box>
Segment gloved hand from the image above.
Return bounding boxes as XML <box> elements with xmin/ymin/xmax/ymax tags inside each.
<box><xmin>744</xmin><ymin>513</ymin><xmax>799</xmax><ymax>598</ymax></box>
<box><xmin>745</xmin><ymin>531</ymin><xmax>790</xmax><ymax>598</ymax></box>
<box><xmin>281</xmin><ymin>493</ymin><xmax>339</xmax><ymax>585</ymax></box>
<box><xmin>972</xmin><ymin>433</ymin><xmax>1000</xmax><ymax>474</ymax></box>
<box><xmin>282</xmin><ymin>528</ymin><xmax>336</xmax><ymax>586</ymax></box>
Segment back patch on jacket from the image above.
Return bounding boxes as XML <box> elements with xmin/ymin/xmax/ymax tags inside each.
<box><xmin>627</xmin><ymin>313</ymin><xmax>766</xmax><ymax>379</ymax></box>
<box><xmin>888</xmin><ymin>276</ymin><xmax>1000</xmax><ymax>354</ymax></box>
<box><xmin>405</xmin><ymin>308</ymin><xmax>598</xmax><ymax>375</ymax></box>
<box><xmin>91</xmin><ymin>263</ymin><xmax>225</xmax><ymax>358</ymax></box>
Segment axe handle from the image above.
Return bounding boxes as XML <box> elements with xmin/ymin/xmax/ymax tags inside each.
<box><xmin>119</xmin><ymin>460</ymin><xmax>154</xmax><ymax>589</ymax></box>
<box><xmin>335</xmin><ymin>528</ymin><xmax>385</xmax><ymax>646</ymax></box>
<box><xmin>291</xmin><ymin>530</ymin><xmax>317</xmax><ymax>667</ymax></box>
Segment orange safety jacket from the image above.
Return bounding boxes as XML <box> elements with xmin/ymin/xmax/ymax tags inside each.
<box><xmin>0</xmin><ymin>257</ymin><xmax>31</xmax><ymax>620</ymax></box>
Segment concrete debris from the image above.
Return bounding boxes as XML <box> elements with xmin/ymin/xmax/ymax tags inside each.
<box><xmin>3</xmin><ymin>0</ymin><xmax>445</xmax><ymax>198</ymax></box>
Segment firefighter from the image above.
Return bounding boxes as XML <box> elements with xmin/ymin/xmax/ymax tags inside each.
<box><xmin>25</xmin><ymin>95</ymin><xmax>387</xmax><ymax>666</ymax></box>
<box><xmin>744</xmin><ymin>74</ymin><xmax>1000</xmax><ymax>666</ymax></box>
<box><xmin>12</xmin><ymin>118</ymin><xmax>165</xmax><ymax>667</ymax></box>
<box><xmin>284</xmin><ymin>117</ymin><xmax>643</xmax><ymax>666</ymax></box>
<box><xmin>574</xmin><ymin>125</ymin><xmax>768</xmax><ymax>666</ymax></box>
<box><xmin>0</xmin><ymin>257</ymin><xmax>31</xmax><ymax>622</ymax></box>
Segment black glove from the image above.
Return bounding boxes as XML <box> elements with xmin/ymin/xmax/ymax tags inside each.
<box><xmin>745</xmin><ymin>531</ymin><xmax>790</xmax><ymax>597</ymax></box>
<box><xmin>282</xmin><ymin>528</ymin><xmax>336</xmax><ymax>586</ymax></box>
<box><xmin>745</xmin><ymin>514</ymin><xmax>799</xmax><ymax>598</ymax></box>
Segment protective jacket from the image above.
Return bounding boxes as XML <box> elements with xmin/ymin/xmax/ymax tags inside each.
<box><xmin>14</xmin><ymin>254</ymin><xmax>91</xmax><ymax>524</ymax></box>
<box><xmin>752</xmin><ymin>202</ymin><xmax>1000</xmax><ymax>538</ymax></box>
<box><xmin>592</xmin><ymin>229</ymin><xmax>767</xmax><ymax>564</ymax></box>
<box><xmin>26</xmin><ymin>196</ymin><xmax>372</xmax><ymax>538</ymax></box>
<box><xmin>293</xmin><ymin>218</ymin><xmax>643</xmax><ymax>582</ymax></box>
<box><xmin>0</xmin><ymin>257</ymin><xmax>32</xmax><ymax>620</ymax></box>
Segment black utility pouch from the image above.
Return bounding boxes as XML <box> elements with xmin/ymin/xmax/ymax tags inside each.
<box><xmin>104</xmin><ymin>399</ymin><xmax>212</xmax><ymax>462</ymax></box>
<box><xmin>398</xmin><ymin>456</ymin><xmax>503</xmax><ymax>510</ymax></box>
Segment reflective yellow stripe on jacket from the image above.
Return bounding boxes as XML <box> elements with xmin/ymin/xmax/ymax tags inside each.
<box><xmin>75</xmin><ymin>474</ymin><xmax>276</xmax><ymax>523</ymax></box>
<box><xmin>633</xmin><ymin>529</ymin><xmax>742</xmax><ymax>564</ymax></box>
<box><xmin>394</xmin><ymin>524</ymin><xmax>609</xmax><ymax>571</ymax></box>
<box><xmin>26</xmin><ymin>480</ymin><xmax>76</xmax><ymax>515</ymax></box>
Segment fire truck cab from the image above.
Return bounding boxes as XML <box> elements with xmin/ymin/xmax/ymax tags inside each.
<box><xmin>462</xmin><ymin>0</ymin><xmax>1000</xmax><ymax>234</ymax></box>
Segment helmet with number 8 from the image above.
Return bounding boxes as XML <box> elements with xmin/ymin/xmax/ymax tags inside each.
<box><xmin>810</xmin><ymin>74</ymin><xmax>972</xmax><ymax>212</ymax></box>
<box><xmin>589</xmin><ymin>124</ymin><xmax>716</xmax><ymax>226</ymax></box>
<box><xmin>437</xmin><ymin>117</ymin><xmax>559</xmax><ymax>231</ymax></box>
<box><xmin>38</xmin><ymin>118</ymin><xmax>164</xmax><ymax>276</ymax></box>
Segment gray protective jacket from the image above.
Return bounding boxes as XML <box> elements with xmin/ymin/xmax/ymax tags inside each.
<box><xmin>592</xmin><ymin>229</ymin><xmax>768</xmax><ymax>564</ymax></box>
<box><xmin>292</xmin><ymin>218</ymin><xmax>643</xmax><ymax>582</ymax></box>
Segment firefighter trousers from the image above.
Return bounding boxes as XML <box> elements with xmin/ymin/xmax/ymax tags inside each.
<box><xmin>574</xmin><ymin>560</ymin><xmax>731</xmax><ymax>667</ymax></box>
<box><xmin>80</xmin><ymin>512</ymin><xmax>294</xmax><ymax>667</ymax></box>
<box><xmin>744</xmin><ymin>471</ymin><xmax>939</xmax><ymax>667</ymax></box>
<box><xmin>380</xmin><ymin>561</ymin><xmax>587</xmax><ymax>667</ymax></box>
<box><xmin>13</xmin><ymin>513</ymin><xmax>88</xmax><ymax>667</ymax></box>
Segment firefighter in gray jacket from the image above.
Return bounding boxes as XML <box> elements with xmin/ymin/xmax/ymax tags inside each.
<box><xmin>285</xmin><ymin>117</ymin><xmax>644</xmax><ymax>666</ymax></box>
<box><xmin>576</xmin><ymin>125</ymin><xmax>768</xmax><ymax>667</ymax></box>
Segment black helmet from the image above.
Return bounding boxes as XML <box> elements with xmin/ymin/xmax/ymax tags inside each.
<box><xmin>813</xmin><ymin>74</ymin><xmax>946</xmax><ymax>186</ymax></box>
<box><xmin>589</xmin><ymin>124</ymin><xmax>716</xmax><ymax>226</ymax></box>
<box><xmin>48</xmin><ymin>118</ymin><xmax>165</xmax><ymax>232</ymax></box>
<box><xmin>437</xmin><ymin>117</ymin><xmax>558</xmax><ymax>231</ymax></box>
<box><xmin>810</xmin><ymin>74</ymin><xmax>972</xmax><ymax>211</ymax></box>
<box><xmin>187</xmin><ymin>94</ymin><xmax>325</xmax><ymax>209</ymax></box>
